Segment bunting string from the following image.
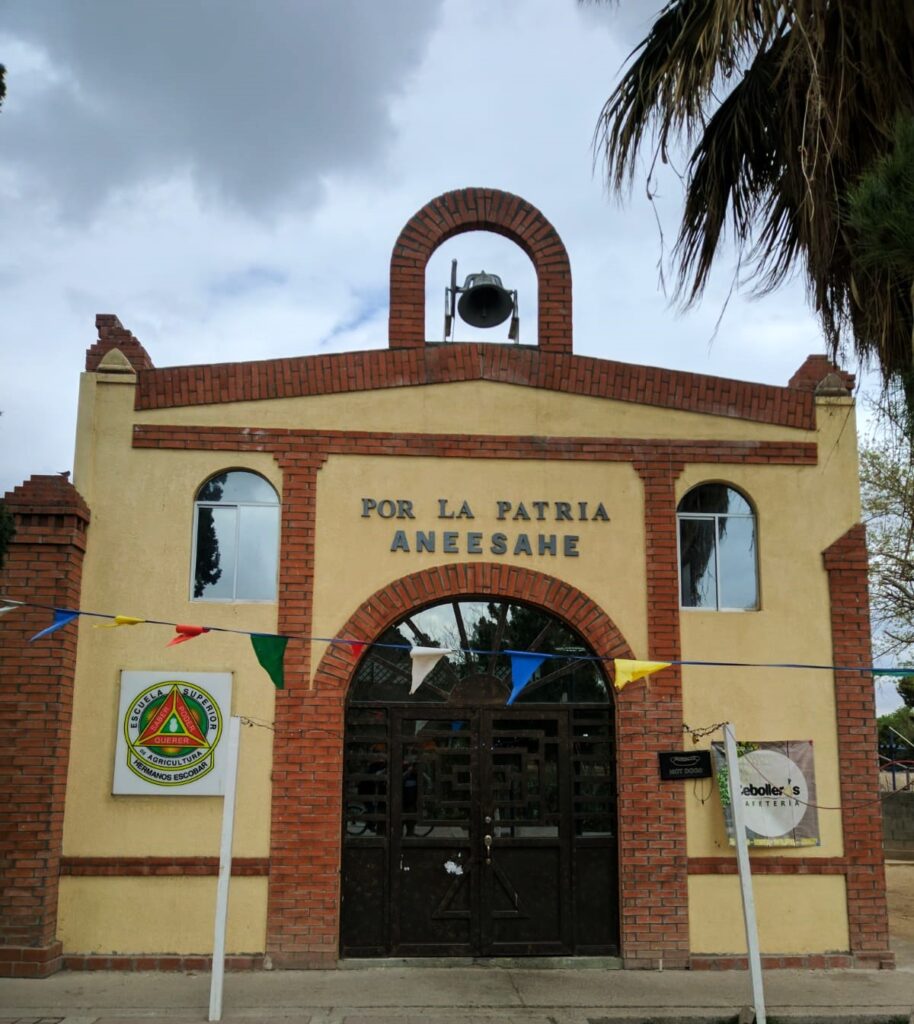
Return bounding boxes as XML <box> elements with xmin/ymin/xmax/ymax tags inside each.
<box><xmin>4</xmin><ymin>596</ymin><xmax>914</xmax><ymax>695</ymax></box>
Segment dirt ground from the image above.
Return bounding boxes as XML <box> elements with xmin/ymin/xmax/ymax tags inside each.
<box><xmin>887</xmin><ymin>861</ymin><xmax>914</xmax><ymax>941</ymax></box>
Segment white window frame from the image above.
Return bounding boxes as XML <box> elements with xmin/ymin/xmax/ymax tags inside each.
<box><xmin>190</xmin><ymin>473</ymin><xmax>279</xmax><ymax>603</ymax></box>
<box><xmin>676</xmin><ymin>488</ymin><xmax>758</xmax><ymax>612</ymax></box>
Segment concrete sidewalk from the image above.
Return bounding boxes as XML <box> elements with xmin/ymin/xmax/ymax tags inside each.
<box><xmin>1</xmin><ymin>946</ymin><xmax>913</xmax><ymax>1024</ymax></box>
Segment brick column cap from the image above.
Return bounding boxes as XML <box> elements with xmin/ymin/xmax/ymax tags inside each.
<box><xmin>85</xmin><ymin>314</ymin><xmax>154</xmax><ymax>372</ymax></box>
<box><xmin>3</xmin><ymin>474</ymin><xmax>90</xmax><ymax>523</ymax></box>
<box><xmin>788</xmin><ymin>354</ymin><xmax>855</xmax><ymax>393</ymax></box>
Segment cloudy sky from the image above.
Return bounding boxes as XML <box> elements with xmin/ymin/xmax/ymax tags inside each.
<box><xmin>1</xmin><ymin>2</ymin><xmax>898</xmax><ymax>706</ymax></box>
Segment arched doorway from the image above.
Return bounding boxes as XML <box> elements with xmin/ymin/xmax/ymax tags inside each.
<box><xmin>340</xmin><ymin>597</ymin><xmax>618</xmax><ymax>958</ymax></box>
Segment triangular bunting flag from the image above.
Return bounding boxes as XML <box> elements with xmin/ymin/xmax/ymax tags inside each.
<box><xmin>29</xmin><ymin>608</ymin><xmax>79</xmax><ymax>642</ymax></box>
<box><xmin>349</xmin><ymin>641</ymin><xmax>366</xmax><ymax>660</ymax></box>
<box><xmin>251</xmin><ymin>634</ymin><xmax>288</xmax><ymax>689</ymax></box>
<box><xmin>613</xmin><ymin>659</ymin><xmax>671</xmax><ymax>691</ymax></box>
<box><xmin>409</xmin><ymin>646</ymin><xmax>453</xmax><ymax>694</ymax></box>
<box><xmin>506</xmin><ymin>651</ymin><xmax>547</xmax><ymax>705</ymax></box>
<box><xmin>167</xmin><ymin>624</ymin><xmax>210</xmax><ymax>647</ymax></box>
<box><xmin>95</xmin><ymin>615</ymin><xmax>145</xmax><ymax>629</ymax></box>
<box><xmin>0</xmin><ymin>599</ymin><xmax>23</xmax><ymax>617</ymax></box>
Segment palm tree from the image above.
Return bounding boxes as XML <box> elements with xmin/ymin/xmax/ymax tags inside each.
<box><xmin>594</xmin><ymin>1</ymin><xmax>914</xmax><ymax>408</ymax></box>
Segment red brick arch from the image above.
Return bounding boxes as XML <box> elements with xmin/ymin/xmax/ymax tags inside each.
<box><xmin>388</xmin><ymin>187</ymin><xmax>573</xmax><ymax>354</ymax></box>
<box><xmin>266</xmin><ymin>562</ymin><xmax>632</xmax><ymax>967</ymax></box>
<box><xmin>313</xmin><ymin>562</ymin><xmax>633</xmax><ymax>695</ymax></box>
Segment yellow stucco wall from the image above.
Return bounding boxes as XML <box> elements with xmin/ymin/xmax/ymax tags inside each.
<box><xmin>688</xmin><ymin>875</ymin><xmax>849</xmax><ymax>954</ymax></box>
<box><xmin>58</xmin><ymin>877</ymin><xmax>267</xmax><ymax>955</ymax></box>
<box><xmin>61</xmin><ymin>364</ymin><xmax>861</xmax><ymax>956</ymax></box>
<box><xmin>310</xmin><ymin>454</ymin><xmax>646</xmax><ymax>671</ymax></box>
<box><xmin>133</xmin><ymin>378</ymin><xmax>815</xmax><ymax>444</ymax></box>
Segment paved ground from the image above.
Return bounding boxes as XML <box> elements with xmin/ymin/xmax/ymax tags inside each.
<box><xmin>0</xmin><ymin>864</ymin><xmax>912</xmax><ymax>1024</ymax></box>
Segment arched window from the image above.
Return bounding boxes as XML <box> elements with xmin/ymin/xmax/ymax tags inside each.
<box><xmin>677</xmin><ymin>483</ymin><xmax>758</xmax><ymax>610</ymax></box>
<box><xmin>349</xmin><ymin>597</ymin><xmax>610</xmax><ymax>704</ymax></box>
<box><xmin>191</xmin><ymin>470</ymin><xmax>279</xmax><ymax>601</ymax></box>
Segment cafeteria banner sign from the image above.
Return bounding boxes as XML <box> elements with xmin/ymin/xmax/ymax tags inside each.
<box><xmin>712</xmin><ymin>740</ymin><xmax>820</xmax><ymax>847</ymax></box>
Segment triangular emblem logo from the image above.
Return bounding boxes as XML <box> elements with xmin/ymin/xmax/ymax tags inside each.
<box><xmin>135</xmin><ymin>685</ymin><xmax>210</xmax><ymax>749</ymax></box>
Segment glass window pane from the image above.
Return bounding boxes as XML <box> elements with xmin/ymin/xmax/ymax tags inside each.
<box><xmin>717</xmin><ymin>515</ymin><xmax>758</xmax><ymax>609</ymax></box>
<box><xmin>349</xmin><ymin>600</ymin><xmax>610</xmax><ymax>704</ymax></box>
<box><xmin>679</xmin><ymin>518</ymin><xmax>717</xmax><ymax>608</ymax></box>
<box><xmin>198</xmin><ymin>471</ymin><xmax>277</xmax><ymax>504</ymax></box>
<box><xmin>235</xmin><ymin>505</ymin><xmax>279</xmax><ymax>600</ymax></box>
<box><xmin>193</xmin><ymin>506</ymin><xmax>237</xmax><ymax>599</ymax></box>
<box><xmin>679</xmin><ymin>484</ymin><xmax>751</xmax><ymax>516</ymax></box>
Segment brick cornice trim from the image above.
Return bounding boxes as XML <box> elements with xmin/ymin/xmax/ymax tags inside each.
<box><xmin>59</xmin><ymin>856</ymin><xmax>269</xmax><ymax>877</ymax></box>
<box><xmin>134</xmin><ymin>344</ymin><xmax>817</xmax><ymax>430</ymax></box>
<box><xmin>689</xmin><ymin>856</ymin><xmax>854</xmax><ymax>875</ymax></box>
<box><xmin>132</xmin><ymin>424</ymin><xmax>818</xmax><ymax>468</ymax></box>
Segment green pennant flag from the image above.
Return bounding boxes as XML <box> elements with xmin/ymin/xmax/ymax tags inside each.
<box><xmin>251</xmin><ymin>634</ymin><xmax>288</xmax><ymax>689</ymax></box>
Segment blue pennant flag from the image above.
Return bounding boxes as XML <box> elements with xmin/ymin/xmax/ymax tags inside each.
<box><xmin>506</xmin><ymin>651</ymin><xmax>547</xmax><ymax>705</ymax></box>
<box><xmin>29</xmin><ymin>609</ymin><xmax>79</xmax><ymax>643</ymax></box>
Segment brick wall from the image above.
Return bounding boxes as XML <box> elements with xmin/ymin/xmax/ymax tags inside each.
<box><xmin>0</xmin><ymin>475</ymin><xmax>89</xmax><ymax>977</ymax></box>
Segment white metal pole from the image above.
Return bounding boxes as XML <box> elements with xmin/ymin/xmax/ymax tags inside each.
<box><xmin>209</xmin><ymin>715</ymin><xmax>241</xmax><ymax>1022</ymax></box>
<box><xmin>723</xmin><ymin>722</ymin><xmax>767</xmax><ymax>1024</ymax></box>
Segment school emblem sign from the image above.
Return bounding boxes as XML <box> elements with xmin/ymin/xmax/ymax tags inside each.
<box><xmin>114</xmin><ymin>671</ymin><xmax>232</xmax><ymax>795</ymax></box>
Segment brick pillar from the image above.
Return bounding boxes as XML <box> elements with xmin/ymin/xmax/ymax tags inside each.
<box><xmin>0</xmin><ymin>475</ymin><xmax>89</xmax><ymax>977</ymax></box>
<box><xmin>619</xmin><ymin>459</ymin><xmax>689</xmax><ymax>968</ymax></box>
<box><xmin>823</xmin><ymin>525</ymin><xmax>894</xmax><ymax>968</ymax></box>
<box><xmin>265</xmin><ymin>453</ymin><xmax>342</xmax><ymax>967</ymax></box>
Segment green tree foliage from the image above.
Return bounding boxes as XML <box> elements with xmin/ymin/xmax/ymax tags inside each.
<box><xmin>846</xmin><ymin>117</ymin><xmax>914</xmax><ymax>417</ymax></box>
<box><xmin>877</xmin><ymin>706</ymin><xmax>914</xmax><ymax>756</ymax></box>
<box><xmin>898</xmin><ymin>676</ymin><xmax>914</xmax><ymax>711</ymax></box>
<box><xmin>860</xmin><ymin>388</ymin><xmax>914</xmax><ymax>660</ymax></box>
<box><xmin>593</xmin><ymin>2</ymin><xmax>914</xmax><ymax>409</ymax></box>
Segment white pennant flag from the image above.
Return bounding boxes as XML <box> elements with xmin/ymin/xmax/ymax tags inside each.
<box><xmin>0</xmin><ymin>599</ymin><xmax>23</xmax><ymax>617</ymax></box>
<box><xmin>409</xmin><ymin>646</ymin><xmax>454</xmax><ymax>694</ymax></box>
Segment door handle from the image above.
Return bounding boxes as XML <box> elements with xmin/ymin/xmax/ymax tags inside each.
<box><xmin>484</xmin><ymin>834</ymin><xmax>492</xmax><ymax>865</ymax></box>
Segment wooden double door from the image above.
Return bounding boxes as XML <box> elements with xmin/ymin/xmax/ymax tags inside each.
<box><xmin>341</xmin><ymin>705</ymin><xmax>618</xmax><ymax>957</ymax></box>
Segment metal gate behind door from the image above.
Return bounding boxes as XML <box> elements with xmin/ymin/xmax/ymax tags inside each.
<box><xmin>341</xmin><ymin>705</ymin><xmax>618</xmax><ymax>957</ymax></box>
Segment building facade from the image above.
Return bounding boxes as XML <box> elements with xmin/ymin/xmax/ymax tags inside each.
<box><xmin>0</xmin><ymin>188</ymin><xmax>893</xmax><ymax>976</ymax></box>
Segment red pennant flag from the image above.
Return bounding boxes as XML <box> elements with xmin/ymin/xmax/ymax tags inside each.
<box><xmin>349</xmin><ymin>641</ymin><xmax>366</xmax><ymax>659</ymax></box>
<box><xmin>167</xmin><ymin>624</ymin><xmax>210</xmax><ymax>647</ymax></box>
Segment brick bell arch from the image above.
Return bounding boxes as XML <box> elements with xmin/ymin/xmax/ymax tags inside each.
<box><xmin>265</xmin><ymin>562</ymin><xmax>633</xmax><ymax>967</ymax></box>
<box><xmin>388</xmin><ymin>187</ymin><xmax>573</xmax><ymax>355</ymax></box>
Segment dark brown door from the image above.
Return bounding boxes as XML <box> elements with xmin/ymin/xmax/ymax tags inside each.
<box><xmin>341</xmin><ymin>706</ymin><xmax>618</xmax><ymax>957</ymax></box>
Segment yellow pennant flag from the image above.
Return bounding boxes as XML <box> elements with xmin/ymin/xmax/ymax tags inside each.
<box><xmin>613</xmin><ymin>659</ymin><xmax>672</xmax><ymax>691</ymax></box>
<box><xmin>95</xmin><ymin>615</ymin><xmax>146</xmax><ymax>629</ymax></box>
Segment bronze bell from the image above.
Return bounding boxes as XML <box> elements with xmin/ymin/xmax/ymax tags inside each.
<box><xmin>456</xmin><ymin>271</ymin><xmax>515</xmax><ymax>328</ymax></box>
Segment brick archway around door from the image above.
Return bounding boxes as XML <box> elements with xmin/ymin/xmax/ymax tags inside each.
<box><xmin>388</xmin><ymin>187</ymin><xmax>573</xmax><ymax>354</ymax></box>
<box><xmin>265</xmin><ymin>562</ymin><xmax>634</xmax><ymax>968</ymax></box>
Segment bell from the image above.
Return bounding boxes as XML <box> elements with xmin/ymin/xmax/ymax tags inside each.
<box><xmin>457</xmin><ymin>271</ymin><xmax>515</xmax><ymax>328</ymax></box>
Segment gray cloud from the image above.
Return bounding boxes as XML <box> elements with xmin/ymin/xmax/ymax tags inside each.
<box><xmin>0</xmin><ymin>0</ymin><xmax>443</xmax><ymax>215</ymax></box>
